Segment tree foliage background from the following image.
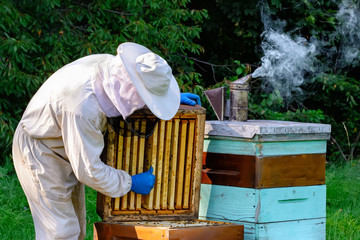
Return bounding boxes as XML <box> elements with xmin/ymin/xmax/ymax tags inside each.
<box><xmin>1</xmin><ymin>0</ymin><xmax>359</xmax><ymax>166</ymax></box>
<box><xmin>0</xmin><ymin>0</ymin><xmax>208</xmax><ymax>166</ymax></box>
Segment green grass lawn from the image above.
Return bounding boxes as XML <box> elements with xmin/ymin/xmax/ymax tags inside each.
<box><xmin>326</xmin><ymin>161</ymin><xmax>360</xmax><ymax>240</ymax></box>
<box><xmin>1</xmin><ymin>160</ymin><xmax>360</xmax><ymax>239</ymax></box>
<box><xmin>0</xmin><ymin>161</ymin><xmax>101</xmax><ymax>240</ymax></box>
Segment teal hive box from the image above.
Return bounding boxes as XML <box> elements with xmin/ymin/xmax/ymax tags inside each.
<box><xmin>199</xmin><ymin>120</ymin><xmax>330</xmax><ymax>240</ymax></box>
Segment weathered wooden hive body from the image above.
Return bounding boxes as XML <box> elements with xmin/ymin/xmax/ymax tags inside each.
<box><xmin>199</xmin><ymin>120</ymin><xmax>331</xmax><ymax>240</ymax></box>
<box><xmin>95</xmin><ymin>105</ymin><xmax>244</xmax><ymax>240</ymax></box>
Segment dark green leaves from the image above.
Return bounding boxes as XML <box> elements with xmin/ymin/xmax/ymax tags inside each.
<box><xmin>0</xmin><ymin>0</ymin><xmax>208</xmax><ymax>166</ymax></box>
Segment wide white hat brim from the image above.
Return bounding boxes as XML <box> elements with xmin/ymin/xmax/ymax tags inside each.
<box><xmin>118</xmin><ymin>42</ymin><xmax>180</xmax><ymax>120</ymax></box>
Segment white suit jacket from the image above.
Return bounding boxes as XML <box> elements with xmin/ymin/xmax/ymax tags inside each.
<box><xmin>19</xmin><ymin>54</ymin><xmax>132</xmax><ymax>201</ymax></box>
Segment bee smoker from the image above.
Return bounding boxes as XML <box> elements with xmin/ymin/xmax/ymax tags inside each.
<box><xmin>204</xmin><ymin>74</ymin><xmax>251</xmax><ymax>121</ymax></box>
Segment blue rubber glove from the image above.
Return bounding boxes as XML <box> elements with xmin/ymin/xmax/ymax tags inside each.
<box><xmin>130</xmin><ymin>167</ymin><xmax>155</xmax><ymax>195</ymax></box>
<box><xmin>180</xmin><ymin>93</ymin><xmax>201</xmax><ymax>106</ymax></box>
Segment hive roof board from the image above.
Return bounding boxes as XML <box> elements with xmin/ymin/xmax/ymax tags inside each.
<box><xmin>205</xmin><ymin>120</ymin><xmax>331</xmax><ymax>139</ymax></box>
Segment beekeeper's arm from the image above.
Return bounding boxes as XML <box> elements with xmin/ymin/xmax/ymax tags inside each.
<box><xmin>62</xmin><ymin>112</ymin><xmax>155</xmax><ymax>197</ymax></box>
<box><xmin>62</xmin><ymin>113</ymin><xmax>131</xmax><ymax>198</ymax></box>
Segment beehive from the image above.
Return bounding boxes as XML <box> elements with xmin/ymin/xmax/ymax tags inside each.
<box><xmin>199</xmin><ymin>120</ymin><xmax>331</xmax><ymax>240</ymax></box>
<box><xmin>97</xmin><ymin>105</ymin><xmax>207</xmax><ymax>221</ymax></box>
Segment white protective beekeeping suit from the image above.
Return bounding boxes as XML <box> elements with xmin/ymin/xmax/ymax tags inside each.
<box><xmin>12</xmin><ymin>43</ymin><xmax>180</xmax><ymax>240</ymax></box>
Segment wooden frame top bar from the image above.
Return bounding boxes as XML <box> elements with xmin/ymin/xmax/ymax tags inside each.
<box><xmin>131</xmin><ymin>104</ymin><xmax>205</xmax><ymax>116</ymax></box>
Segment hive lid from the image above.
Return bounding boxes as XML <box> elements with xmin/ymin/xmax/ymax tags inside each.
<box><xmin>205</xmin><ymin>120</ymin><xmax>331</xmax><ymax>139</ymax></box>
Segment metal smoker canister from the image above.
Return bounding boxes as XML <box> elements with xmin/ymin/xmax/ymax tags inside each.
<box><xmin>229</xmin><ymin>77</ymin><xmax>249</xmax><ymax>121</ymax></box>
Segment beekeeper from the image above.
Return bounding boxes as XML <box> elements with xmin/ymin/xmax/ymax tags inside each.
<box><xmin>12</xmin><ymin>42</ymin><xmax>201</xmax><ymax>240</ymax></box>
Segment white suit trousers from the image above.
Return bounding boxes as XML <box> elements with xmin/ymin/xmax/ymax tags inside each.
<box><xmin>13</xmin><ymin>125</ymin><xmax>86</xmax><ymax>240</ymax></box>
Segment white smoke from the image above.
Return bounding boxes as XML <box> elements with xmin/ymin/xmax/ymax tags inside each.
<box><xmin>335</xmin><ymin>0</ymin><xmax>360</xmax><ymax>68</ymax></box>
<box><xmin>252</xmin><ymin>3</ymin><xmax>319</xmax><ymax>102</ymax></box>
<box><xmin>252</xmin><ymin>0</ymin><xmax>360</xmax><ymax>103</ymax></box>
<box><xmin>252</xmin><ymin>31</ymin><xmax>319</xmax><ymax>100</ymax></box>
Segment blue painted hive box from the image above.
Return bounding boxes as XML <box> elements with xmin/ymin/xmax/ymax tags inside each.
<box><xmin>199</xmin><ymin>120</ymin><xmax>331</xmax><ymax>240</ymax></box>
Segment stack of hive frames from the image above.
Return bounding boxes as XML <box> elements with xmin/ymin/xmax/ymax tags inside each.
<box><xmin>97</xmin><ymin>105</ymin><xmax>207</xmax><ymax>221</ymax></box>
<box><xmin>199</xmin><ymin>120</ymin><xmax>331</xmax><ymax>240</ymax></box>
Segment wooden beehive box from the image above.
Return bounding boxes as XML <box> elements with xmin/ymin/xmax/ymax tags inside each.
<box><xmin>199</xmin><ymin>120</ymin><xmax>330</xmax><ymax>239</ymax></box>
<box><xmin>97</xmin><ymin>105</ymin><xmax>207</xmax><ymax>221</ymax></box>
<box><xmin>200</xmin><ymin>184</ymin><xmax>326</xmax><ymax>239</ymax></box>
<box><xmin>94</xmin><ymin>220</ymin><xmax>244</xmax><ymax>240</ymax></box>
<box><xmin>201</xmin><ymin>120</ymin><xmax>331</xmax><ymax>188</ymax></box>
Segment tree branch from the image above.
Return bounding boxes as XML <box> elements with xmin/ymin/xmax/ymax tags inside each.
<box><xmin>73</xmin><ymin>25</ymin><xmax>88</xmax><ymax>32</ymax></box>
<box><xmin>103</xmin><ymin>8</ymin><xmax>135</xmax><ymax>16</ymax></box>
<box><xmin>176</xmin><ymin>54</ymin><xmax>258</xmax><ymax>68</ymax></box>
<box><xmin>76</xmin><ymin>3</ymin><xmax>135</xmax><ymax>16</ymax></box>
<box><xmin>175</xmin><ymin>54</ymin><xmax>259</xmax><ymax>83</ymax></box>
<box><xmin>331</xmin><ymin>136</ymin><xmax>348</xmax><ymax>162</ymax></box>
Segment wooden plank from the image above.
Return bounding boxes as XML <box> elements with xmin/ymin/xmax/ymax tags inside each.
<box><xmin>156</xmin><ymin>210</ymin><xmax>175</xmax><ymax>214</ymax></box>
<box><xmin>203</xmin><ymin>138</ymin><xmax>328</xmax><ymax>156</ymax></box>
<box><xmin>204</xmin><ymin>120</ymin><xmax>331</xmax><ymax>139</ymax></box>
<box><xmin>205</xmin><ymin>133</ymin><xmax>331</xmax><ymax>142</ymax></box>
<box><xmin>106</xmin><ymin>126</ymin><xmax>118</xmax><ymax>167</ymax></box>
<box><xmin>143</xmin><ymin>123</ymin><xmax>158</xmax><ymax>210</ymax></box>
<box><xmin>168</xmin><ymin>224</ymin><xmax>244</xmax><ymax>240</ymax></box>
<box><xmin>168</xmin><ymin>119</ymin><xmax>180</xmax><ymax>210</ymax></box>
<box><xmin>129</xmin><ymin>120</ymin><xmax>139</xmax><ymax>210</ymax></box>
<box><xmin>93</xmin><ymin>222</ymin><xmax>165</xmax><ymax>240</ymax></box>
<box><xmin>93</xmin><ymin>220</ymin><xmax>244</xmax><ymax>240</ymax></box>
<box><xmin>161</xmin><ymin>120</ymin><xmax>173</xmax><ymax>209</ymax></box>
<box><xmin>255</xmin><ymin>218</ymin><xmax>326</xmax><ymax>240</ymax></box>
<box><xmin>175</xmin><ymin>120</ymin><xmax>188</xmax><ymax>209</ymax></box>
<box><xmin>256</xmin><ymin>154</ymin><xmax>326</xmax><ymax>188</ymax></box>
<box><xmin>111</xmin><ymin>210</ymin><xmax>141</xmax><ymax>215</ymax></box>
<box><xmin>154</xmin><ymin>120</ymin><xmax>166</xmax><ymax>210</ymax></box>
<box><xmin>128</xmin><ymin>104</ymin><xmax>205</xmax><ymax>119</ymax></box>
<box><xmin>191</xmin><ymin>113</ymin><xmax>206</xmax><ymax>218</ymax></box>
<box><xmin>144</xmin><ymin>126</ymin><xmax>152</xmax><ymax>171</ymax></box>
<box><xmin>257</xmin><ymin>185</ymin><xmax>326</xmax><ymax>223</ymax></box>
<box><xmin>199</xmin><ymin>184</ymin><xmax>257</xmax><ymax>223</ymax></box>
<box><xmin>257</xmin><ymin>133</ymin><xmax>331</xmax><ymax>142</ymax></box>
<box><xmin>201</xmin><ymin>153</ymin><xmax>325</xmax><ymax>188</ymax></box>
<box><xmin>97</xmin><ymin>212</ymin><xmax>196</xmax><ymax>222</ymax></box>
<box><xmin>183</xmin><ymin>120</ymin><xmax>195</xmax><ymax>209</ymax></box>
<box><xmin>257</xmin><ymin>141</ymin><xmax>328</xmax><ymax>157</ymax></box>
<box><xmin>199</xmin><ymin>184</ymin><xmax>326</xmax><ymax>223</ymax></box>
<box><xmin>121</xmin><ymin>124</ymin><xmax>132</xmax><ymax>210</ymax></box>
<box><xmin>199</xmin><ymin>217</ymin><xmax>325</xmax><ymax>240</ymax></box>
<box><xmin>136</xmin><ymin>120</ymin><xmax>146</xmax><ymax>210</ymax></box>
<box><xmin>114</xmin><ymin>123</ymin><xmax>124</xmax><ymax>211</ymax></box>
<box><xmin>203</xmin><ymin>139</ymin><xmax>256</xmax><ymax>156</ymax></box>
<box><xmin>139</xmin><ymin>209</ymin><xmax>157</xmax><ymax>214</ymax></box>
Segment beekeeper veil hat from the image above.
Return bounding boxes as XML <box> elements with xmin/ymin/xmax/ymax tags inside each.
<box><xmin>92</xmin><ymin>42</ymin><xmax>180</xmax><ymax>120</ymax></box>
